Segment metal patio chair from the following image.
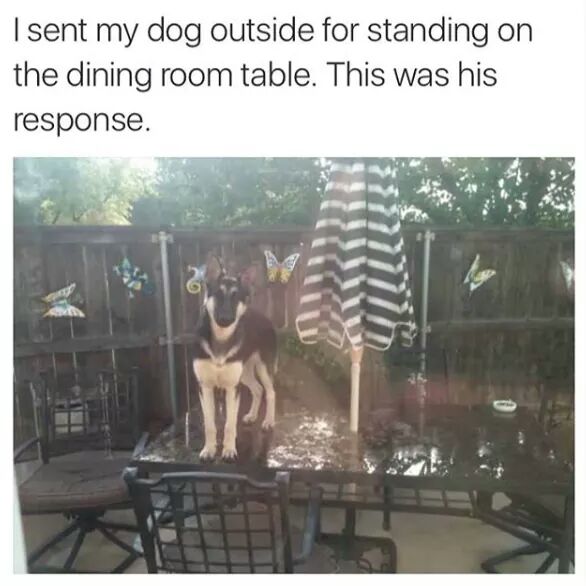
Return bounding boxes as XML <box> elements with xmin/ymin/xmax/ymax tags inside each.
<box><xmin>476</xmin><ymin>493</ymin><xmax>574</xmax><ymax>573</ymax></box>
<box><xmin>124</xmin><ymin>469</ymin><xmax>397</xmax><ymax>573</ymax></box>
<box><xmin>476</xmin><ymin>387</ymin><xmax>574</xmax><ymax>574</ymax></box>
<box><xmin>14</xmin><ymin>368</ymin><xmax>147</xmax><ymax>573</ymax></box>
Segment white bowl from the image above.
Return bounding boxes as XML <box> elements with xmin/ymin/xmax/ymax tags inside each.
<box><xmin>492</xmin><ymin>399</ymin><xmax>517</xmax><ymax>414</ymax></box>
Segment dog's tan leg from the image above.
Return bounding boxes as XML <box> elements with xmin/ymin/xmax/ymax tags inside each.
<box><xmin>242</xmin><ymin>356</ymin><xmax>263</xmax><ymax>424</ymax></box>
<box><xmin>198</xmin><ymin>385</ymin><xmax>217</xmax><ymax>460</ymax></box>
<box><xmin>222</xmin><ymin>386</ymin><xmax>240</xmax><ymax>460</ymax></box>
<box><xmin>256</xmin><ymin>362</ymin><xmax>276</xmax><ymax>430</ymax></box>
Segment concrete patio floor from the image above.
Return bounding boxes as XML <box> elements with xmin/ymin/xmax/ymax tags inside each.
<box><xmin>20</xmin><ymin>496</ymin><xmax>563</xmax><ymax>573</ymax></box>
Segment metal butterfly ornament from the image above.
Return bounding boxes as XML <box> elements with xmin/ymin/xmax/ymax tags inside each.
<box><xmin>186</xmin><ymin>264</ymin><xmax>206</xmax><ymax>295</ymax></box>
<box><xmin>42</xmin><ymin>283</ymin><xmax>86</xmax><ymax>318</ymax></box>
<box><xmin>113</xmin><ymin>257</ymin><xmax>155</xmax><ymax>298</ymax></box>
<box><xmin>463</xmin><ymin>254</ymin><xmax>496</xmax><ymax>296</ymax></box>
<box><xmin>264</xmin><ymin>251</ymin><xmax>300</xmax><ymax>284</ymax></box>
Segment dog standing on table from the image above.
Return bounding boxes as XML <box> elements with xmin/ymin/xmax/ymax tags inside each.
<box><xmin>192</xmin><ymin>257</ymin><xmax>277</xmax><ymax>461</ymax></box>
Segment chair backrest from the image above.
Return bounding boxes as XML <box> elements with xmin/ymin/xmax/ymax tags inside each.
<box><xmin>13</xmin><ymin>376</ymin><xmax>43</xmax><ymax>460</ymax></box>
<box><xmin>39</xmin><ymin>368</ymin><xmax>141</xmax><ymax>457</ymax></box>
<box><xmin>125</xmin><ymin>469</ymin><xmax>294</xmax><ymax>573</ymax></box>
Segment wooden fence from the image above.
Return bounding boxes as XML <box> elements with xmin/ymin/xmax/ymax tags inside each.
<box><xmin>14</xmin><ymin>225</ymin><xmax>574</xmax><ymax>424</ymax></box>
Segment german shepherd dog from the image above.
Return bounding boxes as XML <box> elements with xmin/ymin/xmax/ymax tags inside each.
<box><xmin>192</xmin><ymin>257</ymin><xmax>277</xmax><ymax>461</ymax></box>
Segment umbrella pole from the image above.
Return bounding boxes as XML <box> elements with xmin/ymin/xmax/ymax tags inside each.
<box><xmin>350</xmin><ymin>346</ymin><xmax>364</xmax><ymax>432</ymax></box>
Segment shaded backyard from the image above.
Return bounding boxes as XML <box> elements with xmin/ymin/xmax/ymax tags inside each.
<box><xmin>14</xmin><ymin>223</ymin><xmax>574</xmax><ymax>573</ymax></box>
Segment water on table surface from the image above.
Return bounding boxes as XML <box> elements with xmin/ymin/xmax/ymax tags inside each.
<box><xmin>137</xmin><ymin>401</ymin><xmax>572</xmax><ymax>490</ymax></box>
<box><xmin>139</xmin><ymin>351</ymin><xmax>572</xmax><ymax>489</ymax></box>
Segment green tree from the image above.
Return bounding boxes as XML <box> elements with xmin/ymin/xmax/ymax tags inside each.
<box><xmin>396</xmin><ymin>157</ymin><xmax>574</xmax><ymax>227</ymax></box>
<box><xmin>14</xmin><ymin>158</ymin><xmax>154</xmax><ymax>225</ymax></box>
<box><xmin>131</xmin><ymin>158</ymin><xmax>327</xmax><ymax>226</ymax></box>
<box><xmin>14</xmin><ymin>157</ymin><xmax>574</xmax><ymax>229</ymax></box>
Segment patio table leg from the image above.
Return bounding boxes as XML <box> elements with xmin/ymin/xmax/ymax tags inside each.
<box><xmin>383</xmin><ymin>484</ymin><xmax>391</xmax><ymax>530</ymax></box>
<box><xmin>557</xmin><ymin>495</ymin><xmax>574</xmax><ymax>573</ymax></box>
<box><xmin>344</xmin><ymin>507</ymin><xmax>356</xmax><ymax>537</ymax></box>
<box><xmin>475</xmin><ymin>491</ymin><xmax>493</xmax><ymax>512</ymax></box>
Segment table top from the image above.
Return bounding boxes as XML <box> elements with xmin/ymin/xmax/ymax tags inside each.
<box><xmin>133</xmin><ymin>404</ymin><xmax>573</xmax><ymax>495</ymax></box>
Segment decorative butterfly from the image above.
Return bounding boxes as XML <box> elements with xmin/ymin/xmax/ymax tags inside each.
<box><xmin>113</xmin><ymin>257</ymin><xmax>154</xmax><ymax>299</ymax></box>
<box><xmin>264</xmin><ymin>251</ymin><xmax>300</xmax><ymax>284</ymax></box>
<box><xmin>559</xmin><ymin>260</ymin><xmax>574</xmax><ymax>292</ymax></box>
<box><xmin>186</xmin><ymin>264</ymin><xmax>206</xmax><ymax>295</ymax></box>
<box><xmin>42</xmin><ymin>283</ymin><xmax>86</xmax><ymax>319</ymax></box>
<box><xmin>463</xmin><ymin>254</ymin><xmax>496</xmax><ymax>295</ymax></box>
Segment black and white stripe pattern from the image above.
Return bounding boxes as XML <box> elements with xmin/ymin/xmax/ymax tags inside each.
<box><xmin>296</xmin><ymin>159</ymin><xmax>417</xmax><ymax>351</ymax></box>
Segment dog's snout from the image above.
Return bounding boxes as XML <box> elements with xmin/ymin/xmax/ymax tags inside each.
<box><xmin>216</xmin><ymin>298</ymin><xmax>236</xmax><ymax>326</ymax></box>
<box><xmin>221</xmin><ymin>297</ymin><xmax>234</xmax><ymax>314</ymax></box>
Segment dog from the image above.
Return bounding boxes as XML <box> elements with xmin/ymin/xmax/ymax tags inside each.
<box><xmin>192</xmin><ymin>257</ymin><xmax>278</xmax><ymax>461</ymax></box>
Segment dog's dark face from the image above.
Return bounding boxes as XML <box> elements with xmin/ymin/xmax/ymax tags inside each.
<box><xmin>206</xmin><ymin>274</ymin><xmax>250</xmax><ymax>328</ymax></box>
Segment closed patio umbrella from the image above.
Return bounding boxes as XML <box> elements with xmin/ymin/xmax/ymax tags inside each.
<box><xmin>295</xmin><ymin>158</ymin><xmax>417</xmax><ymax>431</ymax></box>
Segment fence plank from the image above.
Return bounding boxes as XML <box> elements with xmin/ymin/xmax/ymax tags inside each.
<box><xmin>125</xmin><ymin>241</ymin><xmax>160</xmax><ymax>336</ymax></box>
<box><xmin>42</xmin><ymin>244</ymin><xmax>73</xmax><ymax>344</ymax></box>
<box><xmin>81</xmin><ymin>245</ymin><xmax>110</xmax><ymax>338</ymax></box>
<box><xmin>106</xmin><ymin>245</ymin><xmax>133</xmax><ymax>336</ymax></box>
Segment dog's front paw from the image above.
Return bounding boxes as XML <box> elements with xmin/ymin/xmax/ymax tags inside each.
<box><xmin>261</xmin><ymin>418</ymin><xmax>274</xmax><ymax>431</ymax></box>
<box><xmin>199</xmin><ymin>444</ymin><xmax>216</xmax><ymax>461</ymax></box>
<box><xmin>221</xmin><ymin>445</ymin><xmax>238</xmax><ymax>461</ymax></box>
<box><xmin>242</xmin><ymin>412</ymin><xmax>258</xmax><ymax>424</ymax></box>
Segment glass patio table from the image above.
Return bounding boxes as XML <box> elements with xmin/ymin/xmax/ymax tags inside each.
<box><xmin>131</xmin><ymin>403</ymin><xmax>574</xmax><ymax>572</ymax></box>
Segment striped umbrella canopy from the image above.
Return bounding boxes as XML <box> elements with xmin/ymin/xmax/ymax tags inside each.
<box><xmin>295</xmin><ymin>158</ymin><xmax>417</xmax><ymax>429</ymax></box>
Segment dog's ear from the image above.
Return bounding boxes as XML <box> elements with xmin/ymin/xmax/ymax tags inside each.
<box><xmin>205</xmin><ymin>255</ymin><xmax>224</xmax><ymax>283</ymax></box>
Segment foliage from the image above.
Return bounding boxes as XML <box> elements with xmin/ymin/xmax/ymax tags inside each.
<box><xmin>397</xmin><ymin>157</ymin><xmax>574</xmax><ymax>228</ymax></box>
<box><xmin>13</xmin><ymin>157</ymin><xmax>574</xmax><ymax>228</ymax></box>
<box><xmin>13</xmin><ymin>158</ymin><xmax>154</xmax><ymax>225</ymax></box>
<box><xmin>282</xmin><ymin>333</ymin><xmax>348</xmax><ymax>387</ymax></box>
<box><xmin>131</xmin><ymin>158</ymin><xmax>326</xmax><ymax>227</ymax></box>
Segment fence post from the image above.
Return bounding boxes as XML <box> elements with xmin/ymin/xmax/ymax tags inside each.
<box><xmin>419</xmin><ymin>230</ymin><xmax>434</xmax><ymax>385</ymax></box>
<box><xmin>155</xmin><ymin>230</ymin><xmax>178</xmax><ymax>423</ymax></box>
